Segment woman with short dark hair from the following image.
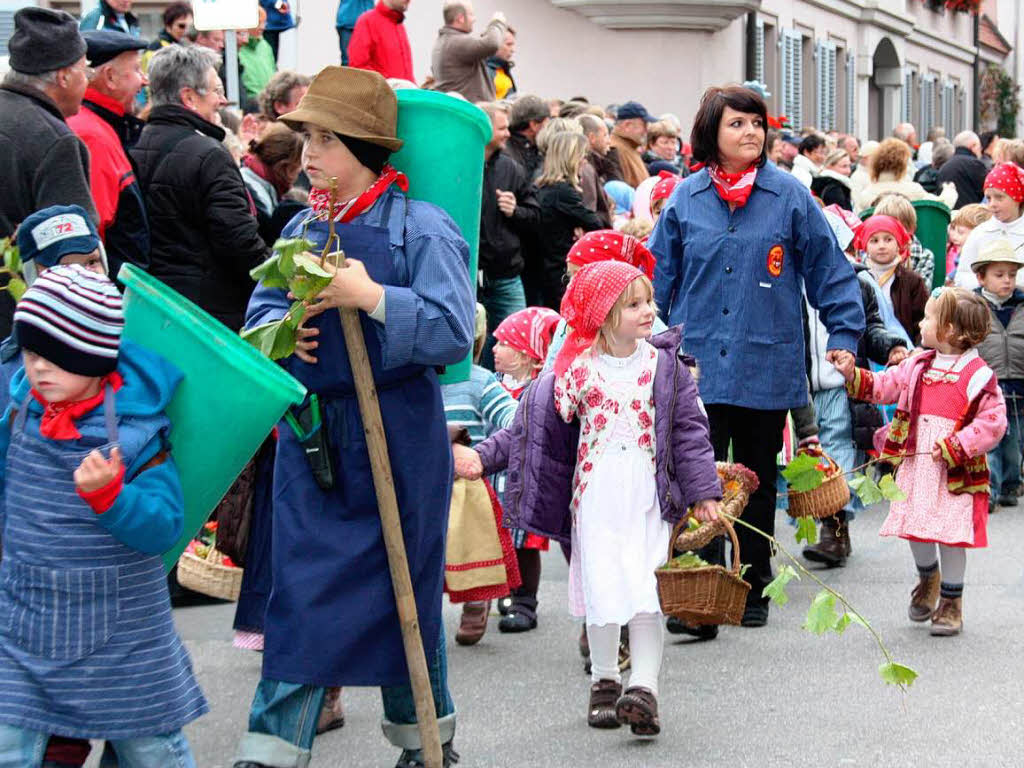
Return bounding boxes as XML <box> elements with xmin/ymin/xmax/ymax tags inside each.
<box><xmin>649</xmin><ymin>84</ymin><xmax>864</xmax><ymax>630</ymax></box>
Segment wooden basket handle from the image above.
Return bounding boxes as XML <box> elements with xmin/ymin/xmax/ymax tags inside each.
<box><xmin>668</xmin><ymin>514</ymin><xmax>743</xmax><ymax>576</ymax></box>
<box><xmin>667</xmin><ymin>516</ymin><xmax>688</xmax><ymax>562</ymax></box>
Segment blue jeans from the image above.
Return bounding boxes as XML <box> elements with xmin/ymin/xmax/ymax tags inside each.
<box><xmin>337</xmin><ymin>27</ymin><xmax>355</xmax><ymax>65</ymax></box>
<box><xmin>479</xmin><ymin>275</ymin><xmax>526</xmax><ymax>369</ymax></box>
<box><xmin>235</xmin><ymin>628</ymin><xmax>455</xmax><ymax>768</ymax></box>
<box><xmin>989</xmin><ymin>392</ymin><xmax>1023</xmax><ymax>502</ymax></box>
<box><xmin>812</xmin><ymin>387</ymin><xmax>862</xmax><ymax>519</ymax></box>
<box><xmin>0</xmin><ymin>725</ymin><xmax>194</xmax><ymax>768</ymax></box>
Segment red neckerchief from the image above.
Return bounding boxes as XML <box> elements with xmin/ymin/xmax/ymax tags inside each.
<box><xmin>692</xmin><ymin>161</ymin><xmax>758</xmax><ymax>207</ymax></box>
<box><xmin>32</xmin><ymin>371</ymin><xmax>123</xmax><ymax>441</ymax></box>
<box><xmin>308</xmin><ymin>165</ymin><xmax>409</xmax><ymax>223</ymax></box>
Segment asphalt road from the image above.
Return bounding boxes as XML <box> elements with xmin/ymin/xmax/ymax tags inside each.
<box><xmin>92</xmin><ymin>506</ymin><xmax>1024</xmax><ymax>768</ymax></box>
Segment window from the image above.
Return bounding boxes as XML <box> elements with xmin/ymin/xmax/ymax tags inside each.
<box><xmin>919</xmin><ymin>74</ymin><xmax>936</xmax><ymax>139</ymax></box>
<box><xmin>901</xmin><ymin>67</ymin><xmax>917</xmax><ymax>124</ymax></box>
<box><xmin>815</xmin><ymin>40</ymin><xmax>838</xmax><ymax>132</ymax></box>
<box><xmin>941</xmin><ymin>80</ymin><xmax>955</xmax><ymax>134</ymax></box>
<box><xmin>780</xmin><ymin>29</ymin><xmax>804</xmax><ymax>129</ymax></box>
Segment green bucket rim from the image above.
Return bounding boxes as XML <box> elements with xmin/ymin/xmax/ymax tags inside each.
<box><xmin>118</xmin><ymin>263</ymin><xmax>307</xmax><ymax>405</ymax></box>
<box><xmin>395</xmin><ymin>89</ymin><xmax>493</xmax><ymax>146</ymax></box>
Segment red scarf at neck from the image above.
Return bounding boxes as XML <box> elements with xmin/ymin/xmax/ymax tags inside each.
<box><xmin>693</xmin><ymin>162</ymin><xmax>758</xmax><ymax>207</ymax></box>
<box><xmin>31</xmin><ymin>372</ymin><xmax>123</xmax><ymax>441</ymax></box>
<box><xmin>308</xmin><ymin>165</ymin><xmax>409</xmax><ymax>223</ymax></box>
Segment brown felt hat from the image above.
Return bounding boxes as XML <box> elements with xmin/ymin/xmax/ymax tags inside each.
<box><xmin>279</xmin><ymin>66</ymin><xmax>403</xmax><ymax>152</ymax></box>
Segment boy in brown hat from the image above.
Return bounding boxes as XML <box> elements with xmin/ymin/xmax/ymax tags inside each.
<box><xmin>232</xmin><ymin>66</ymin><xmax>474</xmax><ymax>768</ymax></box>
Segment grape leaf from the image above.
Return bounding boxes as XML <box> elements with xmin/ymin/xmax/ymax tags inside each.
<box><xmin>250</xmin><ymin>254</ymin><xmax>290</xmax><ymax>289</ymax></box>
<box><xmin>803</xmin><ymin>590</ymin><xmax>840</xmax><ymax>635</ymax></box>
<box><xmin>879</xmin><ymin>661</ymin><xmax>918</xmax><ymax>688</ymax></box>
<box><xmin>762</xmin><ymin>564</ymin><xmax>799</xmax><ymax>606</ymax></box>
<box><xmin>834</xmin><ymin>612</ymin><xmax>852</xmax><ymax>635</ymax></box>
<box><xmin>849</xmin><ymin>473</ymin><xmax>884</xmax><ymax>505</ymax></box>
<box><xmin>795</xmin><ymin>516</ymin><xmax>819</xmax><ymax>545</ymax></box>
<box><xmin>3</xmin><ymin>240</ymin><xmax>21</xmax><ymax>274</ymax></box>
<box><xmin>289</xmin><ymin>253</ymin><xmax>336</xmax><ymax>300</ymax></box>
<box><xmin>7</xmin><ymin>277</ymin><xmax>26</xmax><ymax>302</ymax></box>
<box><xmin>782</xmin><ymin>452</ymin><xmax>825</xmax><ymax>492</ymax></box>
<box><xmin>878</xmin><ymin>474</ymin><xmax>907</xmax><ymax>502</ymax></box>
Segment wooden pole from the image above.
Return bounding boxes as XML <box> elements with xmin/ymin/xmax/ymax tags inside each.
<box><xmin>320</xmin><ymin>179</ymin><xmax>444</xmax><ymax>768</ymax></box>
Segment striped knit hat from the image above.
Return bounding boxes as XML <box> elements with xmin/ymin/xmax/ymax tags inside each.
<box><xmin>14</xmin><ymin>265</ymin><xmax>123</xmax><ymax>377</ymax></box>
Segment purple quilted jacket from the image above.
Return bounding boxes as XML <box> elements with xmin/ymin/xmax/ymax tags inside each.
<box><xmin>475</xmin><ymin>326</ymin><xmax>722</xmax><ymax>544</ymax></box>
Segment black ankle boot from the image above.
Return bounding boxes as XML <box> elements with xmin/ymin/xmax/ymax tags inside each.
<box><xmin>498</xmin><ymin>595</ymin><xmax>537</xmax><ymax>633</ymax></box>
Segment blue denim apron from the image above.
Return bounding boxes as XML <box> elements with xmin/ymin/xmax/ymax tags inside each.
<box><xmin>261</xmin><ymin>201</ymin><xmax>453</xmax><ymax>687</ymax></box>
<box><xmin>0</xmin><ymin>388</ymin><xmax>207</xmax><ymax>738</ymax></box>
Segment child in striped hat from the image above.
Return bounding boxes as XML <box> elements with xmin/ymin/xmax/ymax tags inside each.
<box><xmin>0</xmin><ymin>265</ymin><xmax>207</xmax><ymax>762</ymax></box>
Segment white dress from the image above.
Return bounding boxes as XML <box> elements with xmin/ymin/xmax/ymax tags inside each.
<box><xmin>555</xmin><ymin>341</ymin><xmax>670</xmax><ymax>626</ymax></box>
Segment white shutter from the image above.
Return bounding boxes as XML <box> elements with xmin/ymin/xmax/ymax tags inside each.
<box><xmin>754</xmin><ymin>18</ymin><xmax>766</xmax><ymax>86</ymax></box>
<box><xmin>826</xmin><ymin>44</ymin><xmax>837</xmax><ymax>132</ymax></box>
<box><xmin>0</xmin><ymin>9</ymin><xmax>18</xmax><ymax>56</ymax></box>
<box><xmin>846</xmin><ymin>49</ymin><xmax>856</xmax><ymax>134</ymax></box>
<box><xmin>942</xmin><ymin>81</ymin><xmax>954</xmax><ymax>132</ymax></box>
<box><xmin>815</xmin><ymin>41</ymin><xmax>837</xmax><ymax>131</ymax></box>
<box><xmin>901</xmin><ymin>68</ymin><xmax>913</xmax><ymax>123</ymax></box>
<box><xmin>782</xmin><ymin>30</ymin><xmax>804</xmax><ymax>129</ymax></box>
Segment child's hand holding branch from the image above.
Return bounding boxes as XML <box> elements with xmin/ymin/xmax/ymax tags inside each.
<box><xmin>692</xmin><ymin>498</ymin><xmax>721</xmax><ymax>523</ymax></box>
<box><xmin>74</xmin><ymin>447</ymin><xmax>123</xmax><ymax>493</ymax></box>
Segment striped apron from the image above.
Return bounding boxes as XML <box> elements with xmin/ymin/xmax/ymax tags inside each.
<box><xmin>0</xmin><ymin>388</ymin><xmax>207</xmax><ymax>738</ymax></box>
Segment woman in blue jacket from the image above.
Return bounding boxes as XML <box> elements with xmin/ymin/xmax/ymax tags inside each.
<box><xmin>649</xmin><ymin>85</ymin><xmax>864</xmax><ymax>629</ymax></box>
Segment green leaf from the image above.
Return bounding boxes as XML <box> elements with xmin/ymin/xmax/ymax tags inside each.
<box><xmin>879</xmin><ymin>662</ymin><xmax>918</xmax><ymax>688</ymax></box>
<box><xmin>795</xmin><ymin>516</ymin><xmax>818</xmax><ymax>546</ymax></box>
<box><xmin>834</xmin><ymin>612</ymin><xmax>852</xmax><ymax>635</ymax></box>
<box><xmin>7</xmin><ymin>277</ymin><xmax>26</xmax><ymax>302</ymax></box>
<box><xmin>289</xmin><ymin>253</ymin><xmax>335</xmax><ymax>300</ymax></box>
<box><xmin>803</xmin><ymin>589</ymin><xmax>840</xmax><ymax>635</ymax></box>
<box><xmin>782</xmin><ymin>453</ymin><xmax>825</xmax><ymax>492</ymax></box>
<box><xmin>3</xmin><ymin>240</ymin><xmax>21</xmax><ymax>275</ymax></box>
<box><xmin>686</xmin><ymin>517</ymin><xmax>701</xmax><ymax>531</ymax></box>
<box><xmin>878</xmin><ymin>474</ymin><xmax>907</xmax><ymax>502</ymax></box>
<box><xmin>762</xmin><ymin>564</ymin><xmax>799</xmax><ymax>607</ymax></box>
<box><xmin>240</xmin><ymin>318</ymin><xmax>298</xmax><ymax>361</ymax></box>
<box><xmin>849</xmin><ymin>473</ymin><xmax>884</xmax><ymax>506</ymax></box>
<box><xmin>250</xmin><ymin>254</ymin><xmax>290</xmax><ymax>289</ymax></box>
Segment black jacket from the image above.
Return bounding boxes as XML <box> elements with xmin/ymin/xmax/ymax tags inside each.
<box><xmin>810</xmin><ymin>174</ymin><xmax>853</xmax><ymax>210</ymax></box>
<box><xmin>936</xmin><ymin>147</ymin><xmax>987</xmax><ymax>209</ymax></box>
<box><xmin>504</xmin><ymin>132</ymin><xmax>542</xmax><ymax>181</ymax></box>
<box><xmin>535</xmin><ymin>181</ymin><xmax>603</xmax><ymax>309</ymax></box>
<box><xmin>480</xmin><ymin>149</ymin><xmax>539</xmax><ymax>280</ymax></box>
<box><xmin>913</xmin><ymin>164</ymin><xmax>942</xmax><ymax>195</ymax></box>
<box><xmin>0</xmin><ymin>84</ymin><xmax>96</xmax><ymax>338</ymax></box>
<box><xmin>130</xmin><ymin>105</ymin><xmax>267</xmax><ymax>331</ymax></box>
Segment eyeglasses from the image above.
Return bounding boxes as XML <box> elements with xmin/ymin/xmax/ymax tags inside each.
<box><xmin>72</xmin><ymin>63</ymin><xmax>95</xmax><ymax>79</ymax></box>
<box><xmin>196</xmin><ymin>84</ymin><xmax>227</xmax><ymax>99</ymax></box>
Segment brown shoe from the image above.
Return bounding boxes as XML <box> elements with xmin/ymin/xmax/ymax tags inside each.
<box><xmin>930</xmin><ymin>596</ymin><xmax>963</xmax><ymax>636</ymax></box>
<box><xmin>802</xmin><ymin>512</ymin><xmax>849</xmax><ymax>567</ymax></box>
<box><xmin>615</xmin><ymin>686</ymin><xmax>660</xmax><ymax>736</ymax></box>
<box><xmin>455</xmin><ymin>600</ymin><xmax>490</xmax><ymax>646</ymax></box>
<box><xmin>316</xmin><ymin>687</ymin><xmax>345</xmax><ymax>734</ymax></box>
<box><xmin>908</xmin><ymin>568</ymin><xmax>941</xmax><ymax>622</ymax></box>
<box><xmin>587</xmin><ymin>679</ymin><xmax>622</xmax><ymax>729</ymax></box>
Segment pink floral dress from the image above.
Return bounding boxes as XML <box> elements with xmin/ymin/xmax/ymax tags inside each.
<box><xmin>555</xmin><ymin>340</ymin><xmax>669</xmax><ymax>625</ymax></box>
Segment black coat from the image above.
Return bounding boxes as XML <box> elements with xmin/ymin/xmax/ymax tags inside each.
<box><xmin>535</xmin><ymin>181</ymin><xmax>603</xmax><ymax>309</ymax></box>
<box><xmin>130</xmin><ymin>105</ymin><xmax>267</xmax><ymax>331</ymax></box>
<box><xmin>504</xmin><ymin>132</ymin><xmax>542</xmax><ymax>181</ymax></box>
<box><xmin>479</xmin><ymin>149</ymin><xmax>539</xmax><ymax>280</ymax></box>
<box><xmin>810</xmin><ymin>173</ymin><xmax>853</xmax><ymax>210</ymax></box>
<box><xmin>936</xmin><ymin>147</ymin><xmax>987</xmax><ymax>209</ymax></box>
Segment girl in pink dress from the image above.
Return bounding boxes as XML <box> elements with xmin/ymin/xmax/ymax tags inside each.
<box><xmin>836</xmin><ymin>288</ymin><xmax>1007</xmax><ymax>636</ymax></box>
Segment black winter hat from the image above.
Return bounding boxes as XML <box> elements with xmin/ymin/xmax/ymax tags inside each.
<box><xmin>8</xmin><ymin>8</ymin><xmax>87</xmax><ymax>75</ymax></box>
<box><xmin>83</xmin><ymin>30</ymin><xmax>149</xmax><ymax>69</ymax></box>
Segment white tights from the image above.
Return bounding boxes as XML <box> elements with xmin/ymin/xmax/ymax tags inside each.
<box><xmin>587</xmin><ymin>612</ymin><xmax>663</xmax><ymax>695</ymax></box>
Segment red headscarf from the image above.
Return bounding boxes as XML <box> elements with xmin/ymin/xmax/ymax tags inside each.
<box><xmin>984</xmin><ymin>162</ymin><xmax>1024</xmax><ymax>203</ymax></box>
<box><xmin>853</xmin><ymin>214</ymin><xmax>911</xmax><ymax>255</ymax></box>
<box><xmin>554</xmin><ymin>261</ymin><xmax>645</xmax><ymax>376</ymax></box>
<box><xmin>566</xmin><ymin>230</ymin><xmax>656</xmax><ymax>280</ymax></box>
<box><xmin>493</xmin><ymin>307</ymin><xmax>561</xmax><ymax>362</ymax></box>
<box><xmin>650</xmin><ymin>171</ymin><xmax>682</xmax><ymax>208</ymax></box>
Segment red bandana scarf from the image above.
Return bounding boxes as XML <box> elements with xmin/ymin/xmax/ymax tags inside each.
<box><xmin>691</xmin><ymin>161</ymin><xmax>758</xmax><ymax>207</ymax></box>
<box><xmin>308</xmin><ymin>164</ymin><xmax>410</xmax><ymax>223</ymax></box>
<box><xmin>32</xmin><ymin>371</ymin><xmax>123</xmax><ymax>441</ymax></box>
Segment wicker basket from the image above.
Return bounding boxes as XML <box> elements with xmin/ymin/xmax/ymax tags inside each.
<box><xmin>176</xmin><ymin>544</ymin><xmax>243</xmax><ymax>601</ymax></box>
<box><xmin>787</xmin><ymin>453</ymin><xmax>851</xmax><ymax>520</ymax></box>
<box><xmin>674</xmin><ymin>462</ymin><xmax>757</xmax><ymax>552</ymax></box>
<box><xmin>656</xmin><ymin>517</ymin><xmax>750</xmax><ymax>626</ymax></box>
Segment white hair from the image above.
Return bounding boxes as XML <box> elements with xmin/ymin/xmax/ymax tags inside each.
<box><xmin>148</xmin><ymin>44</ymin><xmax>220</xmax><ymax>108</ymax></box>
<box><xmin>953</xmin><ymin>130</ymin><xmax>979</xmax><ymax>149</ymax></box>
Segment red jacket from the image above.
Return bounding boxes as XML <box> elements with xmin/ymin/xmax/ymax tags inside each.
<box><xmin>348</xmin><ymin>2</ymin><xmax>414</xmax><ymax>81</ymax></box>
<box><xmin>67</xmin><ymin>87</ymin><xmax>150</xmax><ymax>277</ymax></box>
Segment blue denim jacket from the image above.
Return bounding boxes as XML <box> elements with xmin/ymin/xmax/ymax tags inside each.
<box><xmin>649</xmin><ymin>160</ymin><xmax>864</xmax><ymax>410</ymax></box>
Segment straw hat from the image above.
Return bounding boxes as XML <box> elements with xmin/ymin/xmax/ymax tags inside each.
<box><xmin>279</xmin><ymin>66</ymin><xmax>403</xmax><ymax>152</ymax></box>
<box><xmin>971</xmin><ymin>238</ymin><xmax>1024</xmax><ymax>271</ymax></box>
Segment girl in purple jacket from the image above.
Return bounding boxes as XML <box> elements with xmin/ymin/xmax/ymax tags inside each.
<box><xmin>456</xmin><ymin>261</ymin><xmax>722</xmax><ymax>737</ymax></box>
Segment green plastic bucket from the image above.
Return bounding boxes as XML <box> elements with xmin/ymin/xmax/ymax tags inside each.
<box><xmin>390</xmin><ymin>89</ymin><xmax>491</xmax><ymax>384</ymax></box>
<box><xmin>117</xmin><ymin>264</ymin><xmax>307</xmax><ymax>570</ymax></box>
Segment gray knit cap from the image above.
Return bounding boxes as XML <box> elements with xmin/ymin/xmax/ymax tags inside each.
<box><xmin>8</xmin><ymin>8</ymin><xmax>87</xmax><ymax>75</ymax></box>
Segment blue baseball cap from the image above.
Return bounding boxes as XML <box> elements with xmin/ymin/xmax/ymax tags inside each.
<box><xmin>17</xmin><ymin>205</ymin><xmax>101</xmax><ymax>280</ymax></box>
<box><xmin>617</xmin><ymin>101</ymin><xmax>656</xmax><ymax>123</ymax></box>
